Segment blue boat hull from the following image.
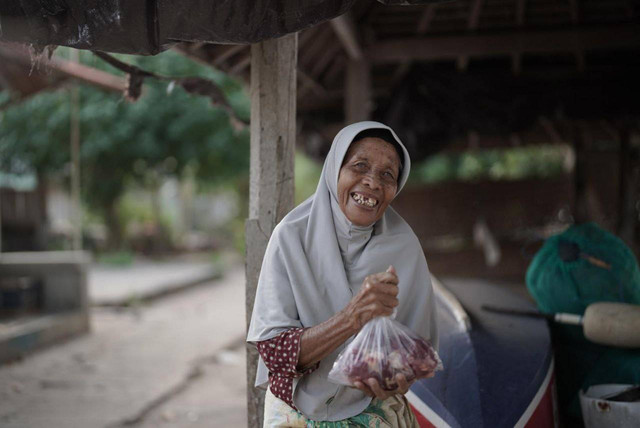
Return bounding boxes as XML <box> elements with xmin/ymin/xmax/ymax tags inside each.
<box><xmin>408</xmin><ymin>278</ymin><xmax>556</xmax><ymax>428</ymax></box>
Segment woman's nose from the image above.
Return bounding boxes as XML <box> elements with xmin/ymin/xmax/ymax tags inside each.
<box><xmin>362</xmin><ymin>172</ymin><xmax>381</xmax><ymax>189</ymax></box>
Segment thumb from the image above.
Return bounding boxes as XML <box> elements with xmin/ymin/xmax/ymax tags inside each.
<box><xmin>386</xmin><ymin>265</ymin><xmax>396</xmax><ymax>275</ymax></box>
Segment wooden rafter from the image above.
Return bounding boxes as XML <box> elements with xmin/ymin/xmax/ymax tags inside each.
<box><xmin>310</xmin><ymin>41</ymin><xmax>343</xmax><ymax>78</ymax></box>
<box><xmin>457</xmin><ymin>56</ymin><xmax>469</xmax><ymax>72</ymax></box>
<box><xmin>330</xmin><ymin>13</ymin><xmax>363</xmax><ymax>60</ymax></box>
<box><xmin>469</xmin><ymin>0</ymin><xmax>485</xmax><ymax>30</ymax></box>
<box><xmin>229</xmin><ymin>56</ymin><xmax>250</xmax><ymax>75</ymax></box>
<box><xmin>539</xmin><ymin>117</ymin><xmax>564</xmax><ymax>143</ymax></box>
<box><xmin>299</xmin><ymin>27</ymin><xmax>334</xmax><ymax>65</ymax></box>
<box><xmin>212</xmin><ymin>45</ymin><xmax>247</xmax><ymax>67</ymax></box>
<box><xmin>387</xmin><ymin>4</ymin><xmax>442</xmax><ymax>95</ymax></box>
<box><xmin>367</xmin><ymin>25</ymin><xmax>640</xmax><ymax>63</ymax></box>
<box><xmin>298</xmin><ymin>25</ymin><xmax>321</xmax><ymax>48</ymax></box>
<box><xmin>0</xmin><ymin>45</ymin><xmax>126</xmax><ymax>93</ymax></box>
<box><xmin>345</xmin><ymin>58</ymin><xmax>372</xmax><ymax>122</ymax></box>
<box><xmin>516</xmin><ymin>0</ymin><xmax>527</xmax><ymax>26</ymax></box>
<box><xmin>298</xmin><ymin>67</ymin><xmax>328</xmax><ymax>98</ymax></box>
<box><xmin>174</xmin><ymin>43</ymin><xmax>247</xmax><ymax>70</ymax></box>
<box><xmin>569</xmin><ymin>0</ymin><xmax>579</xmax><ymax>24</ymax></box>
<box><xmin>512</xmin><ymin>52</ymin><xmax>522</xmax><ymax>75</ymax></box>
<box><xmin>390</xmin><ymin>61</ymin><xmax>411</xmax><ymax>87</ymax></box>
<box><xmin>323</xmin><ymin>54</ymin><xmax>346</xmax><ymax>87</ymax></box>
<box><xmin>417</xmin><ymin>4</ymin><xmax>438</xmax><ymax>34</ymax></box>
<box><xmin>575</xmin><ymin>51</ymin><xmax>585</xmax><ymax>71</ymax></box>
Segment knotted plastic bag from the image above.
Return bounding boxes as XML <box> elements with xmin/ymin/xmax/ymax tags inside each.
<box><xmin>328</xmin><ymin>316</ymin><xmax>442</xmax><ymax>391</ymax></box>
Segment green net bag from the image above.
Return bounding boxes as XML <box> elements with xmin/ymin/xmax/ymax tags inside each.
<box><xmin>526</xmin><ymin>222</ymin><xmax>640</xmax><ymax>313</ymax></box>
<box><xmin>526</xmin><ymin>222</ymin><xmax>640</xmax><ymax>426</ymax></box>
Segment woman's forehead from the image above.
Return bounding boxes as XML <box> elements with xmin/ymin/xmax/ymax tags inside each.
<box><xmin>344</xmin><ymin>138</ymin><xmax>401</xmax><ymax>169</ymax></box>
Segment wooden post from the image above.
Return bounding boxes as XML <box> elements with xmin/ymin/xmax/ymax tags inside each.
<box><xmin>70</xmin><ymin>48</ymin><xmax>82</xmax><ymax>251</ymax></box>
<box><xmin>345</xmin><ymin>58</ymin><xmax>372</xmax><ymax>124</ymax></box>
<box><xmin>0</xmin><ymin>187</ymin><xmax>2</xmax><ymax>254</ymax></box>
<box><xmin>245</xmin><ymin>33</ymin><xmax>297</xmax><ymax>428</ymax></box>
<box><xmin>617</xmin><ymin>126</ymin><xmax>640</xmax><ymax>257</ymax></box>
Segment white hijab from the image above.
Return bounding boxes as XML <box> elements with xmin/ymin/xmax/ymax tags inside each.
<box><xmin>247</xmin><ymin>121</ymin><xmax>438</xmax><ymax>421</ymax></box>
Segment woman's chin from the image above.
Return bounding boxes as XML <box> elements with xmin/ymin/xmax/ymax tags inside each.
<box><xmin>346</xmin><ymin>203</ymin><xmax>378</xmax><ymax>226</ymax></box>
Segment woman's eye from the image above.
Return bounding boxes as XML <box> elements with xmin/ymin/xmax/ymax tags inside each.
<box><xmin>383</xmin><ymin>172</ymin><xmax>395</xmax><ymax>179</ymax></box>
<box><xmin>355</xmin><ymin>162</ymin><xmax>367</xmax><ymax>169</ymax></box>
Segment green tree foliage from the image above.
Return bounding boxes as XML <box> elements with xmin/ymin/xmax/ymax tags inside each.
<box><xmin>410</xmin><ymin>145</ymin><xmax>572</xmax><ymax>185</ymax></box>
<box><xmin>0</xmin><ymin>49</ymin><xmax>250</xmax><ymax>247</ymax></box>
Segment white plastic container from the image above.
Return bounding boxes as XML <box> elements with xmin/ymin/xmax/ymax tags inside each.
<box><xmin>580</xmin><ymin>384</ymin><xmax>640</xmax><ymax>428</ymax></box>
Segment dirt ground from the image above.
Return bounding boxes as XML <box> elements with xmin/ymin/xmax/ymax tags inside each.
<box><xmin>0</xmin><ymin>266</ymin><xmax>248</xmax><ymax>428</ymax></box>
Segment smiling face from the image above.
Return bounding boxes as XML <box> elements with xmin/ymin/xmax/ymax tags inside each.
<box><xmin>337</xmin><ymin>137</ymin><xmax>402</xmax><ymax>226</ymax></box>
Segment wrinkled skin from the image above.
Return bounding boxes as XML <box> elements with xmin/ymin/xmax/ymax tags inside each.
<box><xmin>337</xmin><ymin>137</ymin><xmax>401</xmax><ymax>227</ymax></box>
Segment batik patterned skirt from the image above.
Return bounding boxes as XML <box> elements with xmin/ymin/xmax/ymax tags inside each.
<box><xmin>263</xmin><ymin>388</ymin><xmax>418</xmax><ymax>428</ymax></box>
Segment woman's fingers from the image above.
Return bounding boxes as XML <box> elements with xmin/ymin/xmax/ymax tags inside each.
<box><xmin>370</xmin><ymin>271</ymin><xmax>399</xmax><ymax>286</ymax></box>
<box><xmin>353</xmin><ymin>381</ymin><xmax>374</xmax><ymax>397</ymax></box>
<box><xmin>348</xmin><ymin>268</ymin><xmax>401</xmax><ymax>329</ymax></box>
<box><xmin>395</xmin><ymin>374</ymin><xmax>411</xmax><ymax>394</ymax></box>
<box><xmin>365</xmin><ymin>279</ymin><xmax>398</xmax><ymax>297</ymax></box>
<box><xmin>357</xmin><ymin>376</ymin><xmax>412</xmax><ymax>401</ymax></box>
<box><xmin>364</xmin><ymin>290</ymin><xmax>398</xmax><ymax>307</ymax></box>
<box><xmin>366</xmin><ymin>378</ymin><xmax>390</xmax><ymax>400</ymax></box>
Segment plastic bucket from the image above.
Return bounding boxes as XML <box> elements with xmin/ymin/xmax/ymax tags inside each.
<box><xmin>580</xmin><ymin>384</ymin><xmax>640</xmax><ymax>428</ymax></box>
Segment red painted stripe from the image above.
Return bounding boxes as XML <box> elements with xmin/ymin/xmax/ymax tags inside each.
<box><xmin>524</xmin><ymin>373</ymin><xmax>557</xmax><ymax>428</ymax></box>
<box><xmin>410</xmin><ymin>403</ymin><xmax>437</xmax><ymax>428</ymax></box>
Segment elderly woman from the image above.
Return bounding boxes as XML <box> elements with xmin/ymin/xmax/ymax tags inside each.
<box><xmin>247</xmin><ymin>121</ymin><xmax>438</xmax><ymax>426</ymax></box>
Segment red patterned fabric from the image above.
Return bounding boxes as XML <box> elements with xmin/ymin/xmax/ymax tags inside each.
<box><xmin>256</xmin><ymin>327</ymin><xmax>319</xmax><ymax>410</ymax></box>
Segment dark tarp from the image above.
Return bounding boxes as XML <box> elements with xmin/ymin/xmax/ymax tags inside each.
<box><xmin>0</xmin><ymin>0</ymin><xmax>443</xmax><ymax>55</ymax></box>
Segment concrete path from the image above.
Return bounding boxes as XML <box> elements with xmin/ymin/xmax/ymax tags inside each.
<box><xmin>89</xmin><ymin>259</ymin><xmax>219</xmax><ymax>306</ymax></box>
<box><xmin>0</xmin><ymin>266</ymin><xmax>247</xmax><ymax>428</ymax></box>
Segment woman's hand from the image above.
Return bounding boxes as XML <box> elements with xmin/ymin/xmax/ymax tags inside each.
<box><xmin>297</xmin><ymin>266</ymin><xmax>398</xmax><ymax>375</ymax></box>
<box><xmin>353</xmin><ymin>374</ymin><xmax>413</xmax><ymax>400</ymax></box>
<box><xmin>344</xmin><ymin>265</ymin><xmax>399</xmax><ymax>332</ymax></box>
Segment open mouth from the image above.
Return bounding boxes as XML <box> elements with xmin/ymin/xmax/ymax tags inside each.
<box><xmin>351</xmin><ymin>192</ymin><xmax>378</xmax><ymax>208</ymax></box>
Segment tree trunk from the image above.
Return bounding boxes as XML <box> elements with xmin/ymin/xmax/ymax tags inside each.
<box><xmin>103</xmin><ymin>199</ymin><xmax>123</xmax><ymax>250</ymax></box>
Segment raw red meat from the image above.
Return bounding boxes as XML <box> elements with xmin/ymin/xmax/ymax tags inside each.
<box><xmin>329</xmin><ymin>317</ymin><xmax>442</xmax><ymax>391</ymax></box>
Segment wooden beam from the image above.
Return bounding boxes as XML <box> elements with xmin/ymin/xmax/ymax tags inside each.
<box><xmin>246</xmin><ymin>33</ymin><xmax>297</xmax><ymax>428</ymax></box>
<box><xmin>298</xmin><ymin>25</ymin><xmax>320</xmax><ymax>48</ymax></box>
<box><xmin>617</xmin><ymin>126</ymin><xmax>640</xmax><ymax>254</ymax></box>
<box><xmin>367</xmin><ymin>25</ymin><xmax>640</xmax><ymax>63</ymax></box>
<box><xmin>298</xmin><ymin>67</ymin><xmax>328</xmax><ymax>98</ymax></box>
<box><xmin>516</xmin><ymin>0</ymin><xmax>527</xmax><ymax>26</ymax></box>
<box><xmin>575</xmin><ymin>50</ymin><xmax>585</xmax><ymax>72</ymax></box>
<box><xmin>457</xmin><ymin>56</ymin><xmax>469</xmax><ymax>72</ymax></box>
<box><xmin>569</xmin><ymin>0</ymin><xmax>579</xmax><ymax>24</ymax></box>
<box><xmin>511</xmin><ymin>53</ymin><xmax>522</xmax><ymax>75</ymax></box>
<box><xmin>0</xmin><ymin>45</ymin><xmax>126</xmax><ymax>93</ymax></box>
<box><xmin>399</xmin><ymin>3</ymin><xmax>440</xmax><ymax>90</ymax></box>
<box><xmin>212</xmin><ymin>45</ymin><xmax>247</xmax><ymax>67</ymax></box>
<box><xmin>299</xmin><ymin>27</ymin><xmax>334</xmax><ymax>65</ymax></box>
<box><xmin>330</xmin><ymin>13</ymin><xmax>363</xmax><ymax>60</ymax></box>
<box><xmin>310</xmin><ymin>42</ymin><xmax>343</xmax><ymax>78</ymax></box>
<box><xmin>539</xmin><ymin>116</ymin><xmax>565</xmax><ymax>144</ymax></box>
<box><xmin>417</xmin><ymin>4</ymin><xmax>438</xmax><ymax>34</ymax></box>
<box><xmin>322</xmin><ymin>54</ymin><xmax>346</xmax><ymax>87</ymax></box>
<box><xmin>229</xmin><ymin>56</ymin><xmax>250</xmax><ymax>75</ymax></box>
<box><xmin>390</xmin><ymin>61</ymin><xmax>411</xmax><ymax>87</ymax></box>
<box><xmin>345</xmin><ymin>58</ymin><xmax>372</xmax><ymax>123</ymax></box>
<box><xmin>469</xmin><ymin>0</ymin><xmax>485</xmax><ymax>30</ymax></box>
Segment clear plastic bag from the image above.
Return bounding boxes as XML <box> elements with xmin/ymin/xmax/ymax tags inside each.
<box><xmin>328</xmin><ymin>317</ymin><xmax>442</xmax><ymax>391</ymax></box>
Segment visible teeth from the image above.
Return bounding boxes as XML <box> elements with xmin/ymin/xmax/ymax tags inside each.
<box><xmin>352</xmin><ymin>193</ymin><xmax>377</xmax><ymax>207</ymax></box>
